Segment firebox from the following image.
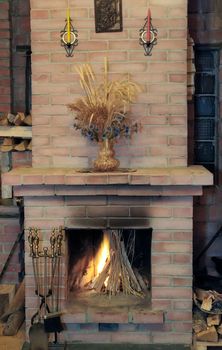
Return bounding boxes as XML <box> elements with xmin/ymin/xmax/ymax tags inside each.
<box><xmin>66</xmin><ymin>228</ymin><xmax>152</xmax><ymax>309</ymax></box>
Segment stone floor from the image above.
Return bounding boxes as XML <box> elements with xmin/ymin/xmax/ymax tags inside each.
<box><xmin>0</xmin><ymin>321</ymin><xmax>192</xmax><ymax>350</ymax></box>
<box><xmin>22</xmin><ymin>343</ymin><xmax>191</xmax><ymax>350</ymax></box>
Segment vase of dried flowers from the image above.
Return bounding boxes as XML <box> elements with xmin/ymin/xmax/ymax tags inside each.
<box><xmin>68</xmin><ymin>58</ymin><xmax>141</xmax><ymax>172</ymax></box>
<box><xmin>93</xmin><ymin>138</ymin><xmax>119</xmax><ymax>172</ymax></box>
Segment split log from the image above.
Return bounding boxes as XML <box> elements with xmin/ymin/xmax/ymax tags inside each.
<box><xmin>0</xmin><ymin>114</ymin><xmax>9</xmax><ymax>126</ymax></box>
<box><xmin>193</xmin><ymin>308</ymin><xmax>207</xmax><ymax>334</ymax></box>
<box><xmin>3</xmin><ymin>310</ymin><xmax>25</xmax><ymax>336</ymax></box>
<box><xmin>201</xmin><ymin>295</ymin><xmax>214</xmax><ymax>312</ymax></box>
<box><xmin>7</xmin><ymin>113</ymin><xmax>16</xmax><ymax>125</ymax></box>
<box><xmin>1</xmin><ymin>279</ymin><xmax>25</xmax><ymax>322</ymax></box>
<box><xmin>13</xmin><ymin>112</ymin><xmax>26</xmax><ymax>126</ymax></box>
<box><xmin>24</xmin><ymin>114</ymin><xmax>32</xmax><ymax>126</ymax></box>
<box><xmin>217</xmin><ymin>323</ymin><xmax>222</xmax><ymax>335</ymax></box>
<box><xmin>1</xmin><ymin>138</ymin><xmax>13</xmax><ymax>146</ymax></box>
<box><xmin>14</xmin><ymin>140</ymin><xmax>29</xmax><ymax>151</ymax></box>
<box><xmin>92</xmin><ymin>259</ymin><xmax>110</xmax><ymax>292</ymax></box>
<box><xmin>27</xmin><ymin>140</ymin><xmax>32</xmax><ymax>151</ymax></box>
<box><xmin>195</xmin><ymin>288</ymin><xmax>222</xmax><ymax>303</ymax></box>
<box><xmin>207</xmin><ymin>314</ymin><xmax>221</xmax><ymax>326</ymax></box>
<box><xmin>196</xmin><ymin>326</ymin><xmax>218</xmax><ymax>342</ymax></box>
<box><xmin>0</xmin><ymin>138</ymin><xmax>14</xmax><ymax>152</ymax></box>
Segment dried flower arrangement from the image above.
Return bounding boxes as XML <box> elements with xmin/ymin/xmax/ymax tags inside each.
<box><xmin>68</xmin><ymin>58</ymin><xmax>141</xmax><ymax>142</ymax></box>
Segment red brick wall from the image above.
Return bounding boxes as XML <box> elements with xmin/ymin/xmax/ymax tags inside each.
<box><xmin>0</xmin><ymin>0</ymin><xmax>11</xmax><ymax>114</ymax></box>
<box><xmin>30</xmin><ymin>0</ymin><xmax>188</xmax><ymax>168</ymax></box>
<box><xmin>11</xmin><ymin>151</ymin><xmax>32</xmax><ymax>168</ymax></box>
<box><xmin>188</xmin><ymin>0</ymin><xmax>222</xmax><ymax>270</ymax></box>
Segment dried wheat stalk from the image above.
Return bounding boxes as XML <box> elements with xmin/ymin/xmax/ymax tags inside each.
<box><xmin>68</xmin><ymin>58</ymin><xmax>141</xmax><ymax>142</ymax></box>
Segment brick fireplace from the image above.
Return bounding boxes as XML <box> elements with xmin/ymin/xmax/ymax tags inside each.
<box><xmin>2</xmin><ymin>167</ymin><xmax>212</xmax><ymax>344</ymax></box>
<box><xmin>0</xmin><ymin>0</ymin><xmax>214</xmax><ymax>346</ymax></box>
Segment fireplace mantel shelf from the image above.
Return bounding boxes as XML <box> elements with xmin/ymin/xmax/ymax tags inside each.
<box><xmin>2</xmin><ymin>165</ymin><xmax>213</xmax><ymax>186</ymax></box>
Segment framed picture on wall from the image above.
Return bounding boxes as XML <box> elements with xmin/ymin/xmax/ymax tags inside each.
<box><xmin>94</xmin><ymin>0</ymin><xmax>123</xmax><ymax>33</ymax></box>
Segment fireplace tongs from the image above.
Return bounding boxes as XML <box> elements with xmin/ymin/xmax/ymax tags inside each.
<box><xmin>28</xmin><ymin>228</ymin><xmax>64</xmax><ymax>338</ymax></box>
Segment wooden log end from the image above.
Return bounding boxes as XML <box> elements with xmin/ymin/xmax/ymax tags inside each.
<box><xmin>196</xmin><ymin>326</ymin><xmax>218</xmax><ymax>342</ymax></box>
<box><xmin>207</xmin><ymin>314</ymin><xmax>221</xmax><ymax>327</ymax></box>
<box><xmin>24</xmin><ymin>114</ymin><xmax>32</xmax><ymax>126</ymax></box>
<box><xmin>13</xmin><ymin>112</ymin><xmax>26</xmax><ymax>126</ymax></box>
<box><xmin>7</xmin><ymin>113</ymin><xmax>16</xmax><ymax>124</ymax></box>
<box><xmin>14</xmin><ymin>140</ymin><xmax>29</xmax><ymax>152</ymax></box>
<box><xmin>0</xmin><ymin>114</ymin><xmax>10</xmax><ymax>126</ymax></box>
<box><xmin>27</xmin><ymin>140</ymin><xmax>32</xmax><ymax>151</ymax></box>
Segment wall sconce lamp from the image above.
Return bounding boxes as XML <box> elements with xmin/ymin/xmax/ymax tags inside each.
<box><xmin>139</xmin><ymin>8</ymin><xmax>157</xmax><ymax>56</ymax></box>
<box><xmin>60</xmin><ymin>8</ymin><xmax>78</xmax><ymax>57</ymax></box>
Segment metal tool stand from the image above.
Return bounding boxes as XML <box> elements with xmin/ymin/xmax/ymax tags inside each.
<box><xmin>28</xmin><ymin>227</ymin><xmax>65</xmax><ymax>348</ymax></box>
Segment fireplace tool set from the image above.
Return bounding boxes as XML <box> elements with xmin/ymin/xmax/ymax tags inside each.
<box><xmin>28</xmin><ymin>227</ymin><xmax>64</xmax><ymax>347</ymax></box>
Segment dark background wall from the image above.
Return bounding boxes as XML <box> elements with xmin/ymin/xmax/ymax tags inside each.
<box><xmin>0</xmin><ymin>0</ymin><xmax>11</xmax><ymax>115</ymax></box>
<box><xmin>189</xmin><ymin>0</ymin><xmax>222</xmax><ymax>44</ymax></box>
<box><xmin>10</xmin><ymin>0</ymin><xmax>31</xmax><ymax>113</ymax></box>
<box><xmin>188</xmin><ymin>0</ymin><xmax>222</xmax><ymax>274</ymax></box>
<box><xmin>0</xmin><ymin>0</ymin><xmax>30</xmax><ymax>285</ymax></box>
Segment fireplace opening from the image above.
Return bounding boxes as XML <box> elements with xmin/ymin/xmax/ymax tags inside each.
<box><xmin>66</xmin><ymin>228</ymin><xmax>152</xmax><ymax>309</ymax></box>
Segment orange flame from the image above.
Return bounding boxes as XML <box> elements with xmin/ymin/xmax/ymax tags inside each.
<box><xmin>95</xmin><ymin>231</ymin><xmax>110</xmax><ymax>275</ymax></box>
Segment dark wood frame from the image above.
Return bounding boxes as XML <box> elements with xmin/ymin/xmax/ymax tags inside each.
<box><xmin>94</xmin><ymin>0</ymin><xmax>123</xmax><ymax>33</ymax></box>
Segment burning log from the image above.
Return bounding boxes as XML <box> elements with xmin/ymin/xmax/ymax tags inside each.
<box><xmin>91</xmin><ymin>230</ymin><xmax>145</xmax><ymax>297</ymax></box>
<box><xmin>92</xmin><ymin>259</ymin><xmax>110</xmax><ymax>292</ymax></box>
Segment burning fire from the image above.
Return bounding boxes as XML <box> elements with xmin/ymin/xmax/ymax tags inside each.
<box><xmin>69</xmin><ymin>229</ymin><xmax>146</xmax><ymax>297</ymax></box>
<box><xmin>95</xmin><ymin>231</ymin><xmax>110</xmax><ymax>276</ymax></box>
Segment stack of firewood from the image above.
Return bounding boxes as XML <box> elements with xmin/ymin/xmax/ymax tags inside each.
<box><xmin>0</xmin><ymin>112</ymin><xmax>32</xmax><ymax>152</ymax></box>
<box><xmin>0</xmin><ymin>112</ymin><xmax>32</xmax><ymax>127</ymax></box>
<box><xmin>1</xmin><ymin>138</ymin><xmax>32</xmax><ymax>152</ymax></box>
<box><xmin>193</xmin><ymin>288</ymin><xmax>222</xmax><ymax>343</ymax></box>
